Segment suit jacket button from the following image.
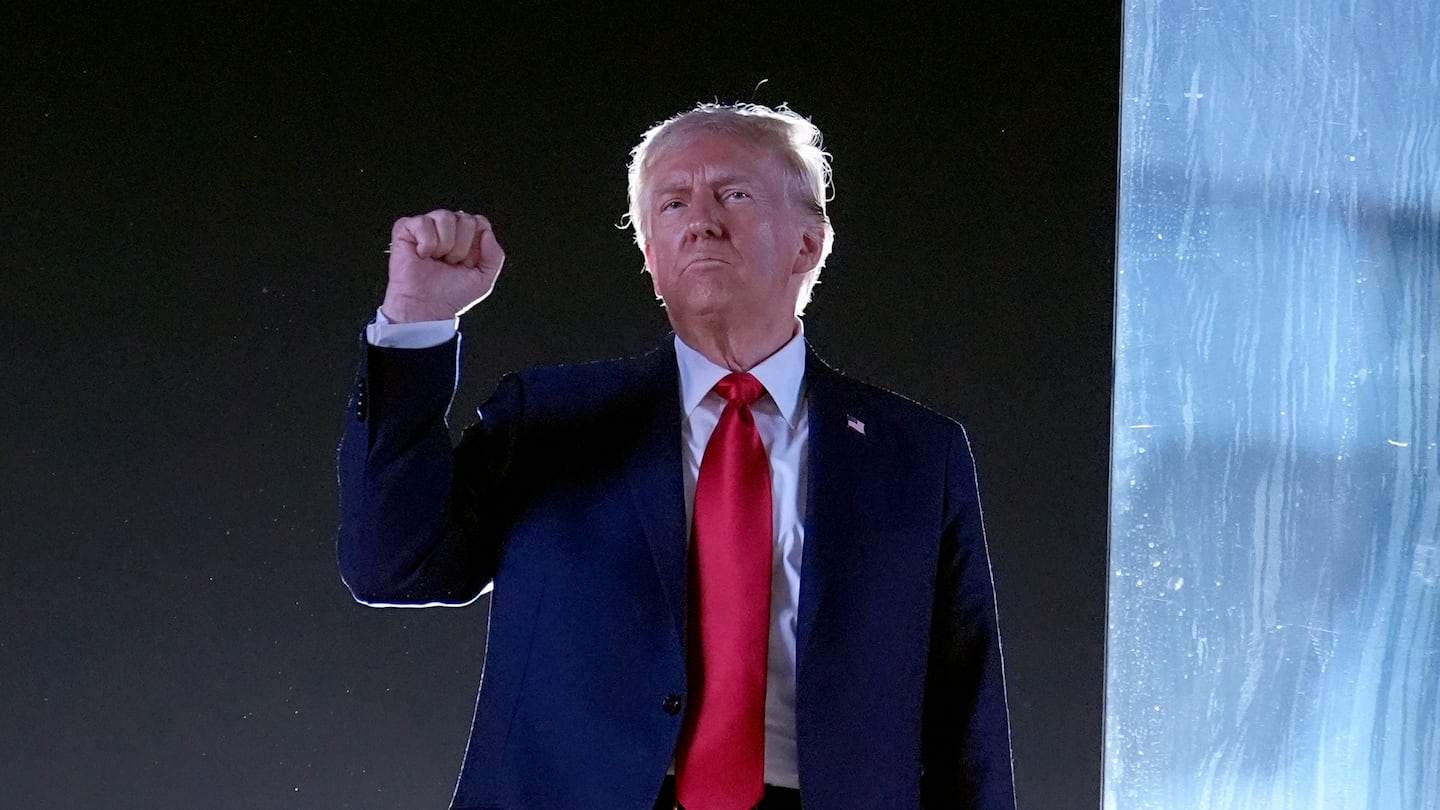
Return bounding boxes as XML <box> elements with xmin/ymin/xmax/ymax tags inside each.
<box><xmin>662</xmin><ymin>694</ymin><xmax>683</xmax><ymax>715</ymax></box>
<box><xmin>354</xmin><ymin>378</ymin><xmax>369</xmax><ymax>422</ymax></box>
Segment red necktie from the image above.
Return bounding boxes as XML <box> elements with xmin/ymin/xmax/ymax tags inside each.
<box><xmin>676</xmin><ymin>372</ymin><xmax>773</xmax><ymax>810</ymax></box>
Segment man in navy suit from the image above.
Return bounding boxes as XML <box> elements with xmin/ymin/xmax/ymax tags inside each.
<box><xmin>338</xmin><ymin>103</ymin><xmax>1014</xmax><ymax>809</ymax></box>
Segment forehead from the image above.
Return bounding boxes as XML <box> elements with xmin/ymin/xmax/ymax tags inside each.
<box><xmin>643</xmin><ymin>131</ymin><xmax>789</xmax><ymax>191</ymax></box>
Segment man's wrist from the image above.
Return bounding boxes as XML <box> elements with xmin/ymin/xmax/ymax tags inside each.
<box><xmin>380</xmin><ymin>289</ymin><xmax>458</xmax><ymax>323</ymax></box>
<box><xmin>368</xmin><ymin>307</ymin><xmax>458</xmax><ymax>349</ymax></box>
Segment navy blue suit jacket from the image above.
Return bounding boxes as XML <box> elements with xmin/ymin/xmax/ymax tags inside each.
<box><xmin>337</xmin><ymin>335</ymin><xmax>1014</xmax><ymax>809</ymax></box>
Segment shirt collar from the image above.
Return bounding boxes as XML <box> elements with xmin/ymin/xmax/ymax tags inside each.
<box><xmin>674</xmin><ymin>320</ymin><xmax>807</xmax><ymax>428</ymax></box>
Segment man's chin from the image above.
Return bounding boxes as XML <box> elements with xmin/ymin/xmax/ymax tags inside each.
<box><xmin>663</xmin><ymin>297</ymin><xmax>728</xmax><ymax>326</ymax></box>
<box><xmin>666</xmin><ymin>295</ymin><xmax>796</xmax><ymax>333</ymax></box>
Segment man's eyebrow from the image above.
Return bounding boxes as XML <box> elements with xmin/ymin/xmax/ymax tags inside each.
<box><xmin>710</xmin><ymin>172</ymin><xmax>752</xmax><ymax>188</ymax></box>
<box><xmin>650</xmin><ymin>179</ymin><xmax>691</xmax><ymax>198</ymax></box>
<box><xmin>650</xmin><ymin>173</ymin><xmax>754</xmax><ymax>198</ymax></box>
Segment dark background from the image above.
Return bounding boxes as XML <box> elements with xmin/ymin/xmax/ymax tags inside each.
<box><xmin>2</xmin><ymin>4</ymin><xmax>1117</xmax><ymax>808</ymax></box>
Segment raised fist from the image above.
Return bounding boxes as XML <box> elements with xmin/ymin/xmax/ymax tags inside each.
<box><xmin>382</xmin><ymin>209</ymin><xmax>505</xmax><ymax>323</ymax></box>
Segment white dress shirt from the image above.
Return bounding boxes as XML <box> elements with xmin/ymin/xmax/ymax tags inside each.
<box><xmin>673</xmin><ymin>327</ymin><xmax>808</xmax><ymax>790</ymax></box>
<box><xmin>366</xmin><ymin>309</ymin><xmax>809</xmax><ymax>788</ymax></box>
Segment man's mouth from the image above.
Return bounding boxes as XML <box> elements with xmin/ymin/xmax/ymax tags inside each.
<box><xmin>684</xmin><ymin>257</ymin><xmax>732</xmax><ymax>270</ymax></box>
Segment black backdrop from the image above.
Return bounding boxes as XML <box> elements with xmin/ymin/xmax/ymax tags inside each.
<box><xmin>3</xmin><ymin>4</ymin><xmax>1117</xmax><ymax>807</ymax></box>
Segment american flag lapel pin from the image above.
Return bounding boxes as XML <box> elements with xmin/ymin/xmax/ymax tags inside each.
<box><xmin>846</xmin><ymin>415</ymin><xmax>866</xmax><ymax>435</ymax></box>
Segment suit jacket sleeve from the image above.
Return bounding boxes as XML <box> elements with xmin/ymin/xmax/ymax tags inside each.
<box><xmin>336</xmin><ymin>333</ymin><xmax>522</xmax><ymax>605</ymax></box>
<box><xmin>922</xmin><ymin>423</ymin><xmax>1017</xmax><ymax>808</ymax></box>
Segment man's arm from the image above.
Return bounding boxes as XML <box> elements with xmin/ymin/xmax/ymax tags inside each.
<box><xmin>336</xmin><ymin>210</ymin><xmax>510</xmax><ymax>605</ymax></box>
<box><xmin>921</xmin><ymin>423</ymin><xmax>1017</xmax><ymax>808</ymax></box>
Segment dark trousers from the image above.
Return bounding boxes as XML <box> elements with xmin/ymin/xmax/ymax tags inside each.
<box><xmin>653</xmin><ymin>776</ymin><xmax>802</xmax><ymax>810</ymax></box>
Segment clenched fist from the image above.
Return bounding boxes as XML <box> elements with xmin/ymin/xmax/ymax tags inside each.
<box><xmin>381</xmin><ymin>209</ymin><xmax>506</xmax><ymax>323</ymax></box>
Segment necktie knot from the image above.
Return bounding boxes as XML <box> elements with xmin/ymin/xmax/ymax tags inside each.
<box><xmin>714</xmin><ymin>372</ymin><xmax>766</xmax><ymax>408</ymax></box>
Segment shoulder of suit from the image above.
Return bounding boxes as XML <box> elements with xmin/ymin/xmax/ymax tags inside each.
<box><xmin>814</xmin><ymin>359</ymin><xmax>969</xmax><ymax>437</ymax></box>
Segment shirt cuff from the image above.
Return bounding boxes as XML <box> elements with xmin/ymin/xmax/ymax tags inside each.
<box><xmin>365</xmin><ymin>307</ymin><xmax>459</xmax><ymax>349</ymax></box>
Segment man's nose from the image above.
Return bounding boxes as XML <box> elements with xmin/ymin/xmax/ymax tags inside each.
<box><xmin>685</xmin><ymin>198</ymin><xmax>724</xmax><ymax>238</ymax></box>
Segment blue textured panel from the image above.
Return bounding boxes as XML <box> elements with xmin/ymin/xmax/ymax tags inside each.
<box><xmin>1105</xmin><ymin>1</ymin><xmax>1439</xmax><ymax>808</ymax></box>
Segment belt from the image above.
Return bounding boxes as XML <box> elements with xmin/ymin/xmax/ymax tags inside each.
<box><xmin>653</xmin><ymin>775</ymin><xmax>802</xmax><ymax>809</ymax></box>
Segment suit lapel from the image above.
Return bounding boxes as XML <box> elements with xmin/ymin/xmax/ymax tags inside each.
<box><xmin>621</xmin><ymin>339</ymin><xmax>871</xmax><ymax>670</ymax></box>
<box><xmin>623</xmin><ymin>340</ymin><xmax>690</xmax><ymax>647</ymax></box>
<box><xmin>796</xmin><ymin>344</ymin><xmax>870</xmax><ymax>676</ymax></box>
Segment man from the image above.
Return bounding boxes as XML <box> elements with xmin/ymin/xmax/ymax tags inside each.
<box><xmin>338</xmin><ymin>103</ymin><xmax>1014</xmax><ymax>809</ymax></box>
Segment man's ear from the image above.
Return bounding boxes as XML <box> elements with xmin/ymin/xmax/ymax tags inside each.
<box><xmin>792</xmin><ymin>222</ymin><xmax>826</xmax><ymax>276</ymax></box>
<box><xmin>643</xmin><ymin>244</ymin><xmax>662</xmax><ymax>296</ymax></box>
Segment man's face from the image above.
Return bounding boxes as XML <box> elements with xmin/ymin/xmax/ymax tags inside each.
<box><xmin>641</xmin><ymin>132</ymin><xmax>821</xmax><ymax>328</ymax></box>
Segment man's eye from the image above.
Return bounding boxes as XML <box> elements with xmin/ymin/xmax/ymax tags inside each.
<box><xmin>660</xmin><ymin>200</ymin><xmax>684</xmax><ymax>211</ymax></box>
<box><xmin>725</xmin><ymin>190</ymin><xmax>751</xmax><ymax>201</ymax></box>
